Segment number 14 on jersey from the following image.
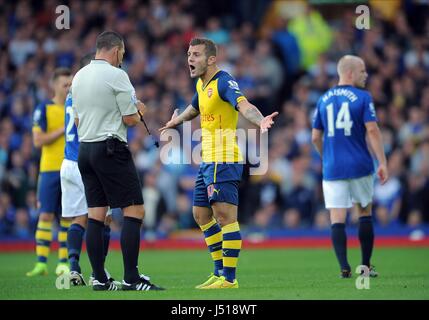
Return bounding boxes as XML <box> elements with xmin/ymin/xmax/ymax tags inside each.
<box><xmin>326</xmin><ymin>102</ymin><xmax>353</xmax><ymax>137</ymax></box>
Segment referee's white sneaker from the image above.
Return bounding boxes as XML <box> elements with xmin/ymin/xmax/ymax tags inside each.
<box><xmin>92</xmin><ymin>279</ymin><xmax>119</xmax><ymax>291</ymax></box>
<box><xmin>89</xmin><ymin>268</ymin><xmax>121</xmax><ymax>286</ymax></box>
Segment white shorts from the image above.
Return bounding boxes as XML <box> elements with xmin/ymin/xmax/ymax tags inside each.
<box><xmin>60</xmin><ymin>159</ymin><xmax>88</xmax><ymax>218</ymax></box>
<box><xmin>322</xmin><ymin>175</ymin><xmax>374</xmax><ymax>209</ymax></box>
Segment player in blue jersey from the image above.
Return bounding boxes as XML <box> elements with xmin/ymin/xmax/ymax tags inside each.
<box><xmin>60</xmin><ymin>53</ymin><xmax>118</xmax><ymax>286</ymax></box>
<box><xmin>312</xmin><ymin>55</ymin><xmax>389</xmax><ymax>278</ymax></box>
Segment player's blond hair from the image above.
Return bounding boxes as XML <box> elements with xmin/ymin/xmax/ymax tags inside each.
<box><xmin>337</xmin><ymin>55</ymin><xmax>364</xmax><ymax>76</ymax></box>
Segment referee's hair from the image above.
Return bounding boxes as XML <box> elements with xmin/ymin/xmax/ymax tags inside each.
<box><xmin>80</xmin><ymin>52</ymin><xmax>95</xmax><ymax>68</ymax></box>
<box><xmin>96</xmin><ymin>31</ymin><xmax>124</xmax><ymax>51</ymax></box>
<box><xmin>52</xmin><ymin>67</ymin><xmax>72</xmax><ymax>82</ymax></box>
<box><xmin>189</xmin><ymin>38</ymin><xmax>217</xmax><ymax>57</ymax></box>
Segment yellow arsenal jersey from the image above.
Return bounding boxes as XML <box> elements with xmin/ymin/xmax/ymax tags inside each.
<box><xmin>191</xmin><ymin>70</ymin><xmax>246</xmax><ymax>163</ymax></box>
<box><xmin>32</xmin><ymin>100</ymin><xmax>65</xmax><ymax>172</ymax></box>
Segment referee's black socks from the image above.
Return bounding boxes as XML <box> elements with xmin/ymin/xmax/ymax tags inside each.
<box><xmin>87</xmin><ymin>218</ymin><xmax>108</xmax><ymax>283</ymax></box>
<box><xmin>104</xmin><ymin>225</ymin><xmax>111</xmax><ymax>263</ymax></box>
<box><xmin>121</xmin><ymin>216</ymin><xmax>142</xmax><ymax>284</ymax></box>
<box><xmin>331</xmin><ymin>223</ymin><xmax>350</xmax><ymax>271</ymax></box>
<box><xmin>358</xmin><ymin>216</ymin><xmax>374</xmax><ymax>267</ymax></box>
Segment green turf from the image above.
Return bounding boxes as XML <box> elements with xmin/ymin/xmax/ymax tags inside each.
<box><xmin>0</xmin><ymin>248</ymin><xmax>428</xmax><ymax>299</ymax></box>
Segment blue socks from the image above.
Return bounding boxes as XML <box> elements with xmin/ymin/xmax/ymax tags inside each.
<box><xmin>331</xmin><ymin>223</ymin><xmax>350</xmax><ymax>271</ymax></box>
<box><xmin>358</xmin><ymin>216</ymin><xmax>374</xmax><ymax>267</ymax></box>
<box><xmin>67</xmin><ymin>223</ymin><xmax>85</xmax><ymax>273</ymax></box>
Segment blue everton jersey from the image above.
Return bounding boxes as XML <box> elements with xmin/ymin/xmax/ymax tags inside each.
<box><xmin>64</xmin><ymin>93</ymin><xmax>79</xmax><ymax>161</ymax></box>
<box><xmin>312</xmin><ymin>85</ymin><xmax>377</xmax><ymax>180</ymax></box>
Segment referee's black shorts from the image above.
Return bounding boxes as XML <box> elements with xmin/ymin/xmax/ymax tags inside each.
<box><xmin>78</xmin><ymin>138</ymin><xmax>144</xmax><ymax>208</ymax></box>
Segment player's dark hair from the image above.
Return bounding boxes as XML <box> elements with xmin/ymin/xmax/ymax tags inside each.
<box><xmin>96</xmin><ymin>31</ymin><xmax>124</xmax><ymax>51</ymax></box>
<box><xmin>80</xmin><ymin>52</ymin><xmax>95</xmax><ymax>68</ymax></box>
<box><xmin>189</xmin><ymin>38</ymin><xmax>217</xmax><ymax>57</ymax></box>
<box><xmin>52</xmin><ymin>67</ymin><xmax>71</xmax><ymax>82</ymax></box>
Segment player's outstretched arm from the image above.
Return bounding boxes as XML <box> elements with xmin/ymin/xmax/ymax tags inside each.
<box><xmin>159</xmin><ymin>104</ymin><xmax>200</xmax><ymax>133</ymax></box>
<box><xmin>237</xmin><ymin>100</ymin><xmax>278</xmax><ymax>133</ymax></box>
<box><xmin>365</xmin><ymin>121</ymin><xmax>389</xmax><ymax>185</ymax></box>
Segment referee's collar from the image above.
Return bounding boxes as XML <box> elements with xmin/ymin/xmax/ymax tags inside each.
<box><xmin>91</xmin><ymin>59</ymin><xmax>110</xmax><ymax>65</ymax></box>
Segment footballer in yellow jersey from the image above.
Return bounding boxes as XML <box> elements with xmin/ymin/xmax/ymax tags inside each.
<box><xmin>160</xmin><ymin>38</ymin><xmax>278</xmax><ymax>289</ymax></box>
<box><xmin>27</xmin><ymin>68</ymin><xmax>72</xmax><ymax>277</ymax></box>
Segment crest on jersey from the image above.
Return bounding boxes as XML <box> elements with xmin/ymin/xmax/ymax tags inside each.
<box><xmin>207</xmin><ymin>88</ymin><xmax>213</xmax><ymax>98</ymax></box>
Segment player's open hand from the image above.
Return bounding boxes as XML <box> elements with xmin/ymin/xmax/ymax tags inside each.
<box><xmin>260</xmin><ymin>112</ymin><xmax>279</xmax><ymax>133</ymax></box>
<box><xmin>377</xmin><ymin>164</ymin><xmax>389</xmax><ymax>185</ymax></box>
<box><xmin>159</xmin><ymin>108</ymin><xmax>180</xmax><ymax>134</ymax></box>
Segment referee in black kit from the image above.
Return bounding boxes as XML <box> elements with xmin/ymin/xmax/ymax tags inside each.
<box><xmin>71</xmin><ymin>31</ymin><xmax>164</xmax><ymax>291</ymax></box>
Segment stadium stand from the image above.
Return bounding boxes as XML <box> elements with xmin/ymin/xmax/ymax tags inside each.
<box><xmin>0</xmin><ymin>0</ymin><xmax>428</xmax><ymax>242</ymax></box>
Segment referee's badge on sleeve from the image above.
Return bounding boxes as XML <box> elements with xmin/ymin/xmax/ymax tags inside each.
<box><xmin>131</xmin><ymin>90</ymin><xmax>137</xmax><ymax>105</ymax></box>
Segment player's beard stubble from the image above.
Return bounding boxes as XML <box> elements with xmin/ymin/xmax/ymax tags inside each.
<box><xmin>191</xmin><ymin>61</ymin><xmax>208</xmax><ymax>79</ymax></box>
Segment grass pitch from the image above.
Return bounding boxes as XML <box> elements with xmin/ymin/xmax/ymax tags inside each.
<box><xmin>0</xmin><ymin>248</ymin><xmax>428</xmax><ymax>300</ymax></box>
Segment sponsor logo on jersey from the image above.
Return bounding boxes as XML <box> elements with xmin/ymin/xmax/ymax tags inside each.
<box><xmin>201</xmin><ymin>114</ymin><xmax>215</xmax><ymax>122</ymax></box>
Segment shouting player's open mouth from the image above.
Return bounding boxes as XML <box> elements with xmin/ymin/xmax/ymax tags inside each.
<box><xmin>189</xmin><ymin>64</ymin><xmax>196</xmax><ymax>75</ymax></box>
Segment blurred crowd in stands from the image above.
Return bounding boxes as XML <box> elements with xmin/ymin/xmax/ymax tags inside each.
<box><xmin>0</xmin><ymin>0</ymin><xmax>428</xmax><ymax>239</ymax></box>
